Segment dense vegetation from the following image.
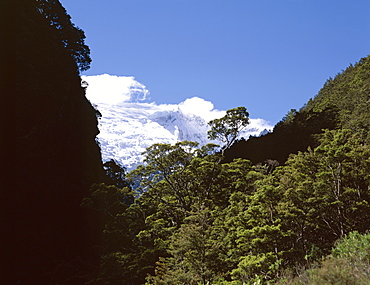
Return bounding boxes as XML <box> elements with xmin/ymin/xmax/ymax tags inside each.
<box><xmin>83</xmin><ymin>55</ymin><xmax>369</xmax><ymax>283</ymax></box>
<box><xmin>224</xmin><ymin>55</ymin><xmax>370</xmax><ymax>165</ymax></box>
<box><xmin>86</xmin><ymin>128</ymin><xmax>370</xmax><ymax>284</ymax></box>
<box><xmin>84</xmin><ymin>56</ymin><xmax>370</xmax><ymax>284</ymax></box>
<box><xmin>14</xmin><ymin>0</ymin><xmax>369</xmax><ymax>284</ymax></box>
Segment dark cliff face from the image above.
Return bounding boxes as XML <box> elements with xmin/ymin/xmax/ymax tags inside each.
<box><xmin>12</xmin><ymin>1</ymin><xmax>105</xmax><ymax>283</ymax></box>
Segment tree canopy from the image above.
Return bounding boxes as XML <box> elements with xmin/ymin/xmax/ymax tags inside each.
<box><xmin>16</xmin><ymin>3</ymin><xmax>370</xmax><ymax>282</ymax></box>
<box><xmin>84</xmin><ymin>127</ymin><xmax>370</xmax><ymax>284</ymax></box>
<box><xmin>81</xmin><ymin>56</ymin><xmax>370</xmax><ymax>284</ymax></box>
<box><xmin>208</xmin><ymin>106</ymin><xmax>250</xmax><ymax>153</ymax></box>
<box><xmin>36</xmin><ymin>0</ymin><xmax>91</xmax><ymax>72</ymax></box>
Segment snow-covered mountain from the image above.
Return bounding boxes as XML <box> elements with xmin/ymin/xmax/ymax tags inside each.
<box><xmin>83</xmin><ymin>74</ymin><xmax>273</xmax><ymax>170</ymax></box>
<box><xmin>94</xmin><ymin>102</ymin><xmax>212</xmax><ymax>170</ymax></box>
<box><xmin>94</xmin><ymin>101</ymin><xmax>272</xmax><ymax>170</ymax></box>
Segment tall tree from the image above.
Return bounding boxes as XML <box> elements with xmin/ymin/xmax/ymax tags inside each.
<box><xmin>276</xmin><ymin>129</ymin><xmax>370</xmax><ymax>264</ymax></box>
<box><xmin>147</xmin><ymin>205</ymin><xmax>222</xmax><ymax>285</ymax></box>
<box><xmin>208</xmin><ymin>106</ymin><xmax>250</xmax><ymax>153</ymax></box>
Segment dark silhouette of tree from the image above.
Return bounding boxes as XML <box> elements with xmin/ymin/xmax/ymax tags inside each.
<box><xmin>208</xmin><ymin>106</ymin><xmax>250</xmax><ymax>154</ymax></box>
<box><xmin>36</xmin><ymin>0</ymin><xmax>91</xmax><ymax>72</ymax></box>
<box><xmin>103</xmin><ymin>159</ymin><xmax>130</xmax><ymax>189</ymax></box>
<box><xmin>223</xmin><ymin>107</ymin><xmax>339</xmax><ymax>165</ymax></box>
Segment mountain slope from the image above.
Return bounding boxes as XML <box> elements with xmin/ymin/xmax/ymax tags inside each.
<box><xmin>224</xmin><ymin>55</ymin><xmax>370</xmax><ymax>165</ymax></box>
<box><xmin>93</xmin><ymin>100</ymin><xmax>272</xmax><ymax>170</ymax></box>
<box><xmin>13</xmin><ymin>1</ymin><xmax>105</xmax><ymax>283</ymax></box>
<box><xmin>303</xmin><ymin>55</ymin><xmax>370</xmax><ymax>133</ymax></box>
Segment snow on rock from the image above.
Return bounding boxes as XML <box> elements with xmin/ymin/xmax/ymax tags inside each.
<box><xmin>95</xmin><ymin>102</ymin><xmax>215</xmax><ymax>170</ymax></box>
<box><xmin>95</xmin><ymin>102</ymin><xmax>272</xmax><ymax>170</ymax></box>
<box><xmin>83</xmin><ymin>74</ymin><xmax>273</xmax><ymax>171</ymax></box>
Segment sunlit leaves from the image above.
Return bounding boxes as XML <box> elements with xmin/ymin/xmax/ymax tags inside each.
<box><xmin>87</xmin><ymin>127</ymin><xmax>370</xmax><ymax>283</ymax></box>
<box><xmin>208</xmin><ymin>106</ymin><xmax>250</xmax><ymax>152</ymax></box>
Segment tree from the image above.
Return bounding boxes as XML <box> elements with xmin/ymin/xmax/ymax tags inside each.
<box><xmin>81</xmin><ymin>183</ymin><xmax>152</xmax><ymax>284</ymax></box>
<box><xmin>128</xmin><ymin>141</ymin><xmax>222</xmax><ymax>212</ymax></box>
<box><xmin>103</xmin><ymin>159</ymin><xmax>130</xmax><ymax>189</ymax></box>
<box><xmin>313</xmin><ymin>129</ymin><xmax>370</xmax><ymax>235</ymax></box>
<box><xmin>215</xmin><ymin>129</ymin><xmax>370</xmax><ymax>283</ymax></box>
<box><xmin>220</xmin><ymin>173</ymin><xmax>287</xmax><ymax>283</ymax></box>
<box><xmin>208</xmin><ymin>107</ymin><xmax>249</xmax><ymax>153</ymax></box>
<box><xmin>81</xmin><ymin>183</ymin><xmax>135</xmax><ymax>254</ymax></box>
<box><xmin>275</xmin><ymin>129</ymin><xmax>370</xmax><ymax>265</ymax></box>
<box><xmin>146</xmin><ymin>205</ymin><xmax>223</xmax><ymax>285</ymax></box>
<box><xmin>303</xmin><ymin>55</ymin><xmax>370</xmax><ymax>133</ymax></box>
<box><xmin>36</xmin><ymin>0</ymin><xmax>91</xmax><ymax>72</ymax></box>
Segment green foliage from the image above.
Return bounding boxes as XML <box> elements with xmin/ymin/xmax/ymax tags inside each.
<box><xmin>277</xmin><ymin>232</ymin><xmax>370</xmax><ymax>285</ymax></box>
<box><xmin>85</xmin><ymin>61</ymin><xmax>370</xmax><ymax>284</ymax></box>
<box><xmin>226</xmin><ymin>56</ymin><xmax>370</xmax><ymax>166</ymax></box>
<box><xmin>82</xmin><ymin>183</ymin><xmax>157</xmax><ymax>284</ymax></box>
<box><xmin>125</xmin><ymin>127</ymin><xmax>369</xmax><ymax>284</ymax></box>
<box><xmin>103</xmin><ymin>159</ymin><xmax>130</xmax><ymax>189</ymax></box>
<box><xmin>276</xmin><ymin>129</ymin><xmax>370</xmax><ymax>263</ymax></box>
<box><xmin>307</xmin><ymin>258</ymin><xmax>369</xmax><ymax>285</ymax></box>
<box><xmin>208</xmin><ymin>106</ymin><xmax>250</xmax><ymax>152</ymax></box>
<box><xmin>169</xmin><ymin>206</ymin><xmax>221</xmax><ymax>284</ymax></box>
<box><xmin>232</xmin><ymin>253</ymin><xmax>279</xmax><ymax>283</ymax></box>
<box><xmin>128</xmin><ymin>141</ymin><xmax>224</xmax><ymax>212</ymax></box>
<box><xmin>147</xmin><ymin>205</ymin><xmax>224</xmax><ymax>284</ymax></box>
<box><xmin>224</xmin><ymin>107</ymin><xmax>339</xmax><ymax>165</ymax></box>
<box><xmin>220</xmin><ymin>173</ymin><xmax>288</xmax><ymax>283</ymax></box>
<box><xmin>303</xmin><ymin>55</ymin><xmax>370</xmax><ymax>133</ymax></box>
<box><xmin>331</xmin><ymin>231</ymin><xmax>370</xmax><ymax>267</ymax></box>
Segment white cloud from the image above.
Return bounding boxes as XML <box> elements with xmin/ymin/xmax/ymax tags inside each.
<box><xmin>82</xmin><ymin>74</ymin><xmax>149</xmax><ymax>104</ymax></box>
<box><xmin>82</xmin><ymin>74</ymin><xmax>226</xmax><ymax>123</ymax></box>
<box><xmin>81</xmin><ymin>74</ymin><xmax>273</xmax><ymax>135</ymax></box>
<box><xmin>242</xmin><ymin>118</ymin><xmax>272</xmax><ymax>138</ymax></box>
<box><xmin>81</xmin><ymin>75</ymin><xmax>273</xmax><ymax>133</ymax></box>
<box><xmin>81</xmin><ymin>74</ymin><xmax>273</xmax><ymax>169</ymax></box>
<box><xmin>178</xmin><ymin>97</ymin><xmax>225</xmax><ymax>122</ymax></box>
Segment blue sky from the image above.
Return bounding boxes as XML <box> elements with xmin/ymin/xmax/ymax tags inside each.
<box><xmin>62</xmin><ymin>0</ymin><xmax>369</xmax><ymax>125</ymax></box>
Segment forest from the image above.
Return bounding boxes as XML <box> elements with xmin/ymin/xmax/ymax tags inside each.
<box><xmin>13</xmin><ymin>1</ymin><xmax>370</xmax><ymax>284</ymax></box>
<box><xmin>85</xmin><ymin>84</ymin><xmax>370</xmax><ymax>284</ymax></box>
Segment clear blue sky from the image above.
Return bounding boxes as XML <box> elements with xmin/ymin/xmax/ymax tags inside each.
<box><xmin>61</xmin><ymin>0</ymin><xmax>369</xmax><ymax>125</ymax></box>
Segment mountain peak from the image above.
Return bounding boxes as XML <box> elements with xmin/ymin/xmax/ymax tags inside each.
<box><xmin>83</xmin><ymin>75</ymin><xmax>273</xmax><ymax>170</ymax></box>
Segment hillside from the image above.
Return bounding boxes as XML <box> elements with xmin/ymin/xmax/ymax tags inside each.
<box><xmin>224</xmin><ymin>55</ymin><xmax>370</xmax><ymax>165</ymax></box>
<box><xmin>12</xmin><ymin>1</ymin><xmax>106</xmax><ymax>283</ymax></box>
<box><xmin>79</xmin><ymin>54</ymin><xmax>369</xmax><ymax>284</ymax></box>
<box><xmin>303</xmin><ymin>55</ymin><xmax>370</xmax><ymax>133</ymax></box>
<box><xmin>10</xmin><ymin>1</ymin><xmax>369</xmax><ymax>283</ymax></box>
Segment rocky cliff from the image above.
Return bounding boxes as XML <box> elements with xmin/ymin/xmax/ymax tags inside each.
<box><xmin>12</xmin><ymin>1</ymin><xmax>106</xmax><ymax>283</ymax></box>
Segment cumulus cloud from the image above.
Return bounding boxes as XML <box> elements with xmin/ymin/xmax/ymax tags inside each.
<box><xmin>82</xmin><ymin>74</ymin><xmax>272</xmax><ymax>135</ymax></box>
<box><xmin>81</xmin><ymin>74</ymin><xmax>273</xmax><ymax>169</ymax></box>
<box><xmin>82</xmin><ymin>74</ymin><xmax>149</xmax><ymax>104</ymax></box>
<box><xmin>242</xmin><ymin>118</ymin><xmax>273</xmax><ymax>137</ymax></box>
<box><xmin>82</xmin><ymin>74</ymin><xmax>225</xmax><ymax>123</ymax></box>
<box><xmin>178</xmin><ymin>97</ymin><xmax>225</xmax><ymax>122</ymax></box>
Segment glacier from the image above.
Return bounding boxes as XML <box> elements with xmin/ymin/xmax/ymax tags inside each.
<box><xmin>83</xmin><ymin>74</ymin><xmax>273</xmax><ymax>170</ymax></box>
